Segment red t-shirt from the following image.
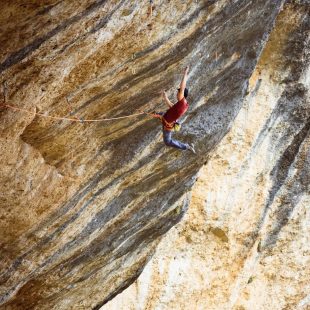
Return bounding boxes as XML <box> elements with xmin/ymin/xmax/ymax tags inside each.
<box><xmin>163</xmin><ymin>97</ymin><xmax>189</xmax><ymax>123</ymax></box>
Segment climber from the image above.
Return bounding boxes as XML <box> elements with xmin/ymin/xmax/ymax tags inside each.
<box><xmin>154</xmin><ymin>66</ymin><xmax>195</xmax><ymax>153</ymax></box>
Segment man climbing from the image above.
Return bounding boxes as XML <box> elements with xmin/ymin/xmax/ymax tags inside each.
<box><xmin>154</xmin><ymin>66</ymin><xmax>195</xmax><ymax>153</ymax></box>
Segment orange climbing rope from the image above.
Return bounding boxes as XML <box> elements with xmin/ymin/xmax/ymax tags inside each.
<box><xmin>0</xmin><ymin>103</ymin><xmax>147</xmax><ymax>123</ymax></box>
<box><xmin>65</xmin><ymin>97</ymin><xmax>81</xmax><ymax>122</ymax></box>
<box><xmin>0</xmin><ymin>81</ymin><xmax>159</xmax><ymax>123</ymax></box>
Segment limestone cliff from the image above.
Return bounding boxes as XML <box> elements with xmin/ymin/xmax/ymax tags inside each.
<box><xmin>0</xmin><ymin>0</ymin><xmax>304</xmax><ymax>309</ymax></box>
<box><xmin>102</xmin><ymin>1</ymin><xmax>310</xmax><ymax>309</ymax></box>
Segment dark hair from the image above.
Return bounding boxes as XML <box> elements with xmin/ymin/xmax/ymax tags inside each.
<box><xmin>178</xmin><ymin>87</ymin><xmax>189</xmax><ymax>98</ymax></box>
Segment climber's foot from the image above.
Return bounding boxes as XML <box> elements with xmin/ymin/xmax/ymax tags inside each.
<box><xmin>187</xmin><ymin>144</ymin><xmax>196</xmax><ymax>154</ymax></box>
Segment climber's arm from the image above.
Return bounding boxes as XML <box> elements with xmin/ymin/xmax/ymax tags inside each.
<box><xmin>162</xmin><ymin>91</ymin><xmax>173</xmax><ymax>108</ymax></box>
<box><xmin>177</xmin><ymin>66</ymin><xmax>189</xmax><ymax>101</ymax></box>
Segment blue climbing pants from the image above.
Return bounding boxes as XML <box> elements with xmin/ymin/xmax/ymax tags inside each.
<box><xmin>163</xmin><ymin>129</ymin><xmax>188</xmax><ymax>150</ymax></box>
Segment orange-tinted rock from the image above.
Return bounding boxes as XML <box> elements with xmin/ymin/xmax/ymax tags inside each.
<box><xmin>0</xmin><ymin>0</ymin><xmax>293</xmax><ymax>309</ymax></box>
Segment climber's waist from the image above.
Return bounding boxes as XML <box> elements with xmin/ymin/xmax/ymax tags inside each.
<box><xmin>161</xmin><ymin>116</ymin><xmax>181</xmax><ymax>132</ymax></box>
<box><xmin>161</xmin><ymin>116</ymin><xmax>175</xmax><ymax>131</ymax></box>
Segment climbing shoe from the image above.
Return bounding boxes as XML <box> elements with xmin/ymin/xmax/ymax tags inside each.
<box><xmin>187</xmin><ymin>144</ymin><xmax>196</xmax><ymax>154</ymax></box>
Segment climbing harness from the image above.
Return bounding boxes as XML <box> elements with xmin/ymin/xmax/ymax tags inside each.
<box><xmin>161</xmin><ymin>116</ymin><xmax>181</xmax><ymax>132</ymax></box>
<box><xmin>144</xmin><ymin>111</ymin><xmax>181</xmax><ymax>132</ymax></box>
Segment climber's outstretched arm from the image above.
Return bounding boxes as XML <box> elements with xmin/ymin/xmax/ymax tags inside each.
<box><xmin>162</xmin><ymin>91</ymin><xmax>173</xmax><ymax>108</ymax></box>
<box><xmin>177</xmin><ymin>66</ymin><xmax>189</xmax><ymax>101</ymax></box>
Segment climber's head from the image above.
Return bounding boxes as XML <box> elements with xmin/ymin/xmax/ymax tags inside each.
<box><xmin>177</xmin><ymin>87</ymin><xmax>189</xmax><ymax>99</ymax></box>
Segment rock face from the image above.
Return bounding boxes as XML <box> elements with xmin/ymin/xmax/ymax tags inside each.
<box><xmin>0</xmin><ymin>0</ymin><xmax>303</xmax><ymax>309</ymax></box>
<box><xmin>102</xmin><ymin>2</ymin><xmax>310</xmax><ymax>310</ymax></box>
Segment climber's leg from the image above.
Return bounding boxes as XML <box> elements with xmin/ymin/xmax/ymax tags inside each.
<box><xmin>163</xmin><ymin>130</ymin><xmax>188</xmax><ymax>150</ymax></box>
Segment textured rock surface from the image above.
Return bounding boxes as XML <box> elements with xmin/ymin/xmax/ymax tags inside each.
<box><xmin>102</xmin><ymin>2</ymin><xmax>310</xmax><ymax>309</ymax></box>
<box><xmin>0</xmin><ymin>0</ymin><xmax>292</xmax><ymax>309</ymax></box>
